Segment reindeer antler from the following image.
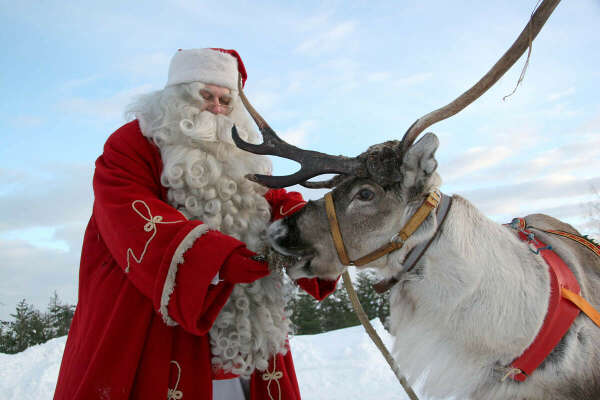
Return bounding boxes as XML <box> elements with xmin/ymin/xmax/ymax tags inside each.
<box><xmin>234</xmin><ymin>0</ymin><xmax>562</xmax><ymax>188</ymax></box>
<box><xmin>400</xmin><ymin>0</ymin><xmax>562</xmax><ymax>152</ymax></box>
<box><xmin>232</xmin><ymin>76</ymin><xmax>365</xmax><ymax>188</ymax></box>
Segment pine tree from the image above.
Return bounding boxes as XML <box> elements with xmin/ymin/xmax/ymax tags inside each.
<box><xmin>286</xmin><ymin>273</ymin><xmax>391</xmax><ymax>335</ymax></box>
<box><xmin>0</xmin><ymin>293</ymin><xmax>76</xmax><ymax>354</ymax></box>
<box><xmin>354</xmin><ymin>271</ymin><xmax>390</xmax><ymax>326</ymax></box>
<box><xmin>9</xmin><ymin>299</ymin><xmax>51</xmax><ymax>353</ymax></box>
<box><xmin>289</xmin><ymin>290</ymin><xmax>322</xmax><ymax>334</ymax></box>
<box><xmin>0</xmin><ymin>320</ymin><xmax>16</xmax><ymax>353</ymax></box>
<box><xmin>48</xmin><ymin>291</ymin><xmax>75</xmax><ymax>337</ymax></box>
<box><xmin>319</xmin><ymin>282</ymin><xmax>359</xmax><ymax>332</ymax></box>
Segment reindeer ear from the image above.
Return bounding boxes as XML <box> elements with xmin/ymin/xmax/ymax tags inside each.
<box><xmin>401</xmin><ymin>132</ymin><xmax>439</xmax><ymax>191</ymax></box>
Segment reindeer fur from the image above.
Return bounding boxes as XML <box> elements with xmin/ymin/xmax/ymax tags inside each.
<box><xmin>268</xmin><ymin>133</ymin><xmax>600</xmax><ymax>400</ymax></box>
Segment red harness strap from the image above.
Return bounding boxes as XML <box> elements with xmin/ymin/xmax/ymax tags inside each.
<box><xmin>508</xmin><ymin>218</ymin><xmax>581</xmax><ymax>382</ymax></box>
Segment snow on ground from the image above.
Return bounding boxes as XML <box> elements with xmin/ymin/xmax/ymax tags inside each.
<box><xmin>0</xmin><ymin>320</ymin><xmax>427</xmax><ymax>399</ymax></box>
<box><xmin>0</xmin><ymin>335</ymin><xmax>66</xmax><ymax>399</ymax></box>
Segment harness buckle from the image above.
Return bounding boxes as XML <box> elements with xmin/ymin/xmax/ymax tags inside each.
<box><xmin>390</xmin><ymin>233</ymin><xmax>405</xmax><ymax>245</ymax></box>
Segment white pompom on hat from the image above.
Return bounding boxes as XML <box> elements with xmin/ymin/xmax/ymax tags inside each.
<box><xmin>165</xmin><ymin>48</ymin><xmax>248</xmax><ymax>90</ymax></box>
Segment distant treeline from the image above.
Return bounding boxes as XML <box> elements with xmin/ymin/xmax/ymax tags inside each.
<box><xmin>0</xmin><ymin>292</ymin><xmax>75</xmax><ymax>354</ymax></box>
<box><xmin>0</xmin><ymin>272</ymin><xmax>388</xmax><ymax>354</ymax></box>
<box><xmin>289</xmin><ymin>271</ymin><xmax>390</xmax><ymax>334</ymax></box>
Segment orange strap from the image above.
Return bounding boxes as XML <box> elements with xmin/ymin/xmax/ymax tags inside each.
<box><xmin>545</xmin><ymin>229</ymin><xmax>600</xmax><ymax>258</ymax></box>
<box><xmin>325</xmin><ymin>191</ymin><xmax>441</xmax><ymax>266</ymax></box>
<box><xmin>562</xmin><ymin>288</ymin><xmax>600</xmax><ymax>329</ymax></box>
<box><xmin>539</xmin><ymin>228</ymin><xmax>600</xmax><ymax>328</ymax></box>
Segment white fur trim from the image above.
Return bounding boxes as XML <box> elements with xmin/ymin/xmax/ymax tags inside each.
<box><xmin>166</xmin><ymin>49</ymin><xmax>238</xmax><ymax>89</ymax></box>
<box><xmin>159</xmin><ymin>224</ymin><xmax>210</xmax><ymax>326</ymax></box>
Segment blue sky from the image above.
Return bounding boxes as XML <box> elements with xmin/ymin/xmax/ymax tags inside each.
<box><xmin>1</xmin><ymin>0</ymin><xmax>599</xmax><ymax>319</ymax></box>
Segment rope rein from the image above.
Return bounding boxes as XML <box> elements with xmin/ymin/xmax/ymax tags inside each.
<box><xmin>342</xmin><ymin>271</ymin><xmax>420</xmax><ymax>400</ymax></box>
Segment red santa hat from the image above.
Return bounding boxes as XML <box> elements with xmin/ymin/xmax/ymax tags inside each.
<box><xmin>165</xmin><ymin>48</ymin><xmax>247</xmax><ymax>90</ymax></box>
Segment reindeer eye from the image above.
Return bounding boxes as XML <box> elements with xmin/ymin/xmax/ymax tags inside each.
<box><xmin>356</xmin><ymin>188</ymin><xmax>375</xmax><ymax>201</ymax></box>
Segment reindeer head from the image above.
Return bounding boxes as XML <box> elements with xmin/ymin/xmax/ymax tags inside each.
<box><xmin>268</xmin><ymin>135</ymin><xmax>442</xmax><ymax>280</ymax></box>
<box><xmin>232</xmin><ymin>77</ymin><xmax>442</xmax><ymax>279</ymax></box>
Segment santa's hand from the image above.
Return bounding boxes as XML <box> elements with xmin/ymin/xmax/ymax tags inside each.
<box><xmin>220</xmin><ymin>247</ymin><xmax>270</xmax><ymax>284</ymax></box>
<box><xmin>265</xmin><ymin>247</ymin><xmax>299</xmax><ymax>274</ymax></box>
<box><xmin>253</xmin><ymin>245</ymin><xmax>291</xmax><ymax>274</ymax></box>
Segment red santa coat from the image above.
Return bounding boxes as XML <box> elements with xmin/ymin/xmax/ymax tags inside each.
<box><xmin>53</xmin><ymin>120</ymin><xmax>336</xmax><ymax>400</ymax></box>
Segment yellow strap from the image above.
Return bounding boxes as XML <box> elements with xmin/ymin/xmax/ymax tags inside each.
<box><xmin>325</xmin><ymin>192</ymin><xmax>351</xmax><ymax>265</ymax></box>
<box><xmin>397</xmin><ymin>191</ymin><xmax>440</xmax><ymax>242</ymax></box>
<box><xmin>561</xmin><ymin>288</ymin><xmax>600</xmax><ymax>329</ymax></box>
<box><xmin>325</xmin><ymin>191</ymin><xmax>441</xmax><ymax>267</ymax></box>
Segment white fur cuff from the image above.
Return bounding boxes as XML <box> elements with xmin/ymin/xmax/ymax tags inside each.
<box><xmin>159</xmin><ymin>224</ymin><xmax>210</xmax><ymax>326</ymax></box>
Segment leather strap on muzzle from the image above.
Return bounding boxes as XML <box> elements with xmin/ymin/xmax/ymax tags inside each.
<box><xmin>324</xmin><ymin>191</ymin><xmax>441</xmax><ymax>267</ymax></box>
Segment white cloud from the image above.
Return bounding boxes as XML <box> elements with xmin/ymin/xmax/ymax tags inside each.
<box><xmin>442</xmin><ymin>145</ymin><xmax>512</xmax><ymax>182</ymax></box>
<box><xmin>581</xmin><ymin>111</ymin><xmax>600</xmax><ymax>133</ymax></box>
<box><xmin>0</xmin><ymin>163</ymin><xmax>93</xmax><ymax>233</ymax></box>
<box><xmin>1</xmin><ymin>227</ymin><xmax>69</xmax><ymax>252</ymax></box>
<box><xmin>540</xmin><ymin>102</ymin><xmax>578</xmax><ymax>118</ymax></box>
<box><xmin>247</xmin><ymin>90</ymin><xmax>281</xmax><ymax>113</ymax></box>
<box><xmin>440</xmin><ymin>125</ymin><xmax>600</xmax><ymax>189</ymax></box>
<box><xmin>295</xmin><ymin>21</ymin><xmax>357</xmax><ymax>55</ymax></box>
<box><xmin>57</xmin><ymin>84</ymin><xmax>154</xmax><ymax>122</ymax></box>
<box><xmin>61</xmin><ymin>74</ymin><xmax>103</xmax><ymax>90</ymax></box>
<box><xmin>366</xmin><ymin>72</ymin><xmax>391</xmax><ymax>83</ymax></box>
<box><xmin>281</xmin><ymin>120</ymin><xmax>316</xmax><ymax>147</ymax></box>
<box><xmin>0</xmin><ymin>168</ymin><xmax>28</xmax><ymax>186</ymax></box>
<box><xmin>547</xmin><ymin>86</ymin><xmax>575</xmax><ymax>102</ymax></box>
<box><xmin>0</xmin><ymin>238</ymin><xmax>79</xmax><ymax>321</ymax></box>
<box><xmin>9</xmin><ymin>115</ymin><xmax>43</xmax><ymax>128</ymax></box>
<box><xmin>293</xmin><ymin>12</ymin><xmax>334</xmax><ymax>32</ymax></box>
<box><xmin>393</xmin><ymin>72</ymin><xmax>432</xmax><ymax>87</ymax></box>
<box><xmin>460</xmin><ymin>176</ymin><xmax>600</xmax><ymax>219</ymax></box>
<box><xmin>0</xmin><ymin>163</ymin><xmax>93</xmax><ymax>319</ymax></box>
<box><xmin>120</xmin><ymin>51</ymin><xmax>171</xmax><ymax>79</ymax></box>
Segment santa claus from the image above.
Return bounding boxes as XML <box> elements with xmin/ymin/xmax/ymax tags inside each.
<box><xmin>53</xmin><ymin>48</ymin><xmax>337</xmax><ymax>400</ymax></box>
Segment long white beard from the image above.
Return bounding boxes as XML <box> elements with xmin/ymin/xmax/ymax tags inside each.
<box><xmin>134</xmin><ymin>90</ymin><xmax>291</xmax><ymax>378</ymax></box>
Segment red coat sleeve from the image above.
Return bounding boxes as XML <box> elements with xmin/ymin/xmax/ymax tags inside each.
<box><xmin>92</xmin><ymin>122</ymin><xmax>246</xmax><ymax>335</ymax></box>
<box><xmin>265</xmin><ymin>188</ymin><xmax>338</xmax><ymax>300</ymax></box>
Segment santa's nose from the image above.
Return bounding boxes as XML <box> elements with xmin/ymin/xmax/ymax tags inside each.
<box><xmin>207</xmin><ymin>104</ymin><xmax>229</xmax><ymax>115</ymax></box>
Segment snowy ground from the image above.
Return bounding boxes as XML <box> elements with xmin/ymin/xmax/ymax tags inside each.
<box><xmin>0</xmin><ymin>320</ymin><xmax>429</xmax><ymax>399</ymax></box>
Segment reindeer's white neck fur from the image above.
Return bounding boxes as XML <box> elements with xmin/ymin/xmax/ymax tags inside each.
<box><xmin>387</xmin><ymin>195</ymin><xmax>555</xmax><ymax>399</ymax></box>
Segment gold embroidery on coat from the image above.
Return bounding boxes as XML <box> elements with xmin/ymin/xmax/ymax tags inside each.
<box><xmin>167</xmin><ymin>360</ymin><xmax>184</xmax><ymax>399</ymax></box>
<box><xmin>262</xmin><ymin>357</ymin><xmax>283</xmax><ymax>400</ymax></box>
<box><xmin>279</xmin><ymin>202</ymin><xmax>307</xmax><ymax>217</ymax></box>
<box><xmin>126</xmin><ymin>200</ymin><xmax>183</xmax><ymax>273</ymax></box>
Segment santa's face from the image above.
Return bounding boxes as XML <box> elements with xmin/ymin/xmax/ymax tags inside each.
<box><xmin>198</xmin><ymin>84</ymin><xmax>233</xmax><ymax>115</ymax></box>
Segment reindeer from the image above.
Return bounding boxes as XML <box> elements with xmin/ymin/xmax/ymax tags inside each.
<box><xmin>258</xmin><ymin>135</ymin><xmax>600</xmax><ymax>399</ymax></box>
<box><xmin>231</xmin><ymin>1</ymin><xmax>600</xmax><ymax>398</ymax></box>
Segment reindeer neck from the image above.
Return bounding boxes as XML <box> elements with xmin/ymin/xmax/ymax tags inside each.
<box><xmin>424</xmin><ymin>194</ymin><xmax>549</xmax><ymax>315</ymax></box>
<box><xmin>388</xmin><ymin>194</ymin><xmax>554</xmax><ymax>397</ymax></box>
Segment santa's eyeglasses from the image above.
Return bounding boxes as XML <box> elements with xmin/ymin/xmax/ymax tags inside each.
<box><xmin>199</xmin><ymin>89</ymin><xmax>233</xmax><ymax>114</ymax></box>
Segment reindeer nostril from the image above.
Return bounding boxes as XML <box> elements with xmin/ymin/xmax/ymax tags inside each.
<box><xmin>267</xmin><ymin>219</ymin><xmax>315</xmax><ymax>259</ymax></box>
<box><xmin>267</xmin><ymin>220</ymin><xmax>288</xmax><ymax>243</ymax></box>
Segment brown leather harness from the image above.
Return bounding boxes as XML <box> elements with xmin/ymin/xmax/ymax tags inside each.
<box><xmin>324</xmin><ymin>191</ymin><xmax>452</xmax><ymax>290</ymax></box>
